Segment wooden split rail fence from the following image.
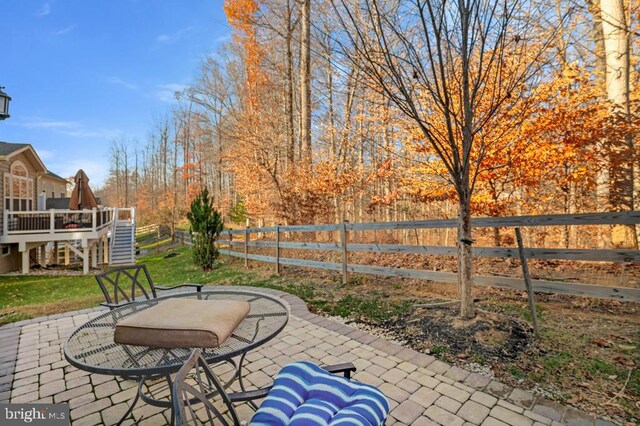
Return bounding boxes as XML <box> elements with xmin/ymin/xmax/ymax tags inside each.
<box><xmin>135</xmin><ymin>224</ymin><xmax>159</xmax><ymax>237</ymax></box>
<box><xmin>179</xmin><ymin>212</ymin><xmax>640</xmax><ymax>302</ymax></box>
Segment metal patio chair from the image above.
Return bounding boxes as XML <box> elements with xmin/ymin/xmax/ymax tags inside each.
<box><xmin>95</xmin><ymin>263</ymin><xmax>202</xmax><ymax>309</ymax></box>
<box><xmin>172</xmin><ymin>349</ymin><xmax>389</xmax><ymax>426</ymax></box>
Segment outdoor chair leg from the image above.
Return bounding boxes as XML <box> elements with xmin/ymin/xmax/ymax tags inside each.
<box><xmin>165</xmin><ymin>374</ymin><xmax>176</xmax><ymax>426</ymax></box>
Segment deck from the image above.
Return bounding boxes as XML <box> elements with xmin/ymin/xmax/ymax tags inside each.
<box><xmin>1</xmin><ymin>208</ymin><xmax>134</xmax><ymax>274</ymax></box>
<box><xmin>1</xmin><ymin>208</ymin><xmax>114</xmax><ymax>244</ymax></box>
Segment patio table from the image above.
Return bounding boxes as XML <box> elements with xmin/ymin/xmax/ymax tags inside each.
<box><xmin>63</xmin><ymin>289</ymin><xmax>289</xmax><ymax>425</ymax></box>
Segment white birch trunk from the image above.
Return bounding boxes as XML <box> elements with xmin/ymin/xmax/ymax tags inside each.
<box><xmin>600</xmin><ymin>0</ymin><xmax>637</xmax><ymax>248</ymax></box>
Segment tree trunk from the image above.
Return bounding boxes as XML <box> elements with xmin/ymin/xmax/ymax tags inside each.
<box><xmin>600</xmin><ymin>0</ymin><xmax>637</xmax><ymax>248</ymax></box>
<box><xmin>286</xmin><ymin>0</ymin><xmax>296</xmax><ymax>166</ymax></box>
<box><xmin>326</xmin><ymin>37</ymin><xmax>336</xmax><ymax>156</ymax></box>
<box><xmin>173</xmin><ymin>125</ymin><xmax>179</xmax><ymax>236</ymax></box>
<box><xmin>134</xmin><ymin>149</ymin><xmax>139</xmax><ymax>208</ymax></box>
<box><xmin>493</xmin><ymin>227</ymin><xmax>501</xmax><ymax>247</ymax></box>
<box><xmin>457</xmin><ymin>190</ymin><xmax>474</xmax><ymax>318</ymax></box>
<box><xmin>161</xmin><ymin>123</ymin><xmax>169</xmax><ymax>201</ymax></box>
<box><xmin>588</xmin><ymin>0</ymin><xmax>607</xmax><ymax>92</ymax></box>
<box><xmin>299</xmin><ymin>0</ymin><xmax>312</xmax><ymax>168</ymax></box>
<box><xmin>589</xmin><ymin>0</ymin><xmax>611</xmax><ymax>247</ymax></box>
<box><xmin>123</xmin><ymin>148</ymin><xmax>129</xmax><ymax>207</ymax></box>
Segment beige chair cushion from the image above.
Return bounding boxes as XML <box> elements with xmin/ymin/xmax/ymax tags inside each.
<box><xmin>114</xmin><ymin>298</ymin><xmax>250</xmax><ymax>348</ymax></box>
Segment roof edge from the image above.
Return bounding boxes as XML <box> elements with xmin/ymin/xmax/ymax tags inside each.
<box><xmin>5</xmin><ymin>144</ymin><xmax>48</xmax><ymax>173</ymax></box>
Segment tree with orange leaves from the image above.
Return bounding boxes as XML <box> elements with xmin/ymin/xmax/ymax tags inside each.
<box><xmin>224</xmin><ymin>0</ymin><xmax>265</xmax><ymax>108</ymax></box>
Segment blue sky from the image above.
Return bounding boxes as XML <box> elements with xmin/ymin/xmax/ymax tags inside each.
<box><xmin>2</xmin><ymin>0</ymin><xmax>230</xmax><ymax>187</ymax></box>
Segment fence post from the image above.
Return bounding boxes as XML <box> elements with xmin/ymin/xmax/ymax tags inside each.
<box><xmin>244</xmin><ymin>226</ymin><xmax>249</xmax><ymax>268</ymax></box>
<box><xmin>340</xmin><ymin>220</ymin><xmax>350</xmax><ymax>285</ymax></box>
<box><xmin>515</xmin><ymin>227</ymin><xmax>540</xmax><ymax>337</ymax></box>
<box><xmin>276</xmin><ymin>225</ymin><xmax>281</xmax><ymax>275</ymax></box>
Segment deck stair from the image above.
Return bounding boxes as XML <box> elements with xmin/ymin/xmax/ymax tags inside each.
<box><xmin>110</xmin><ymin>220</ymin><xmax>135</xmax><ymax>265</ymax></box>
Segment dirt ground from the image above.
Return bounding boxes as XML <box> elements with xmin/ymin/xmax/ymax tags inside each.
<box><xmin>234</xmin><ymin>258</ymin><xmax>639</xmax><ymax>425</ymax></box>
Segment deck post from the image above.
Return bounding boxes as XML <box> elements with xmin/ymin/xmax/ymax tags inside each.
<box><xmin>21</xmin><ymin>251</ymin><xmax>29</xmax><ymax>274</ymax></box>
<box><xmin>82</xmin><ymin>242</ymin><xmax>89</xmax><ymax>275</ymax></box>
<box><xmin>103</xmin><ymin>236</ymin><xmax>109</xmax><ymax>264</ymax></box>
<box><xmin>515</xmin><ymin>227</ymin><xmax>540</xmax><ymax>337</ymax></box>
<box><xmin>19</xmin><ymin>242</ymin><xmax>29</xmax><ymax>274</ymax></box>
<box><xmin>91</xmin><ymin>241</ymin><xmax>98</xmax><ymax>268</ymax></box>
<box><xmin>64</xmin><ymin>244</ymin><xmax>70</xmax><ymax>265</ymax></box>
<box><xmin>50</xmin><ymin>210</ymin><xmax>55</xmax><ymax>233</ymax></box>
<box><xmin>97</xmin><ymin>238</ymin><xmax>103</xmax><ymax>265</ymax></box>
<box><xmin>39</xmin><ymin>244</ymin><xmax>47</xmax><ymax>266</ymax></box>
<box><xmin>54</xmin><ymin>241</ymin><xmax>59</xmax><ymax>264</ymax></box>
<box><xmin>340</xmin><ymin>220</ymin><xmax>350</xmax><ymax>285</ymax></box>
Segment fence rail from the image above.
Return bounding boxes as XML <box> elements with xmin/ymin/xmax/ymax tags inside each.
<box><xmin>135</xmin><ymin>224</ymin><xmax>159</xmax><ymax>237</ymax></box>
<box><xmin>237</xmin><ymin>241</ymin><xmax>638</xmax><ymax>262</ymax></box>
<box><xmin>177</xmin><ymin>211</ymin><xmax>640</xmax><ymax>302</ymax></box>
<box><xmin>224</xmin><ymin>211</ymin><xmax>640</xmax><ymax>234</ymax></box>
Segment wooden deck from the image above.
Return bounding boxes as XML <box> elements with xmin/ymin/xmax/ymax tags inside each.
<box><xmin>0</xmin><ymin>207</ymin><xmax>134</xmax><ymax>274</ymax></box>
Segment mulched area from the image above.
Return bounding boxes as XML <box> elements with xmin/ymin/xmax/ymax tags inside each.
<box><xmin>384</xmin><ymin>307</ymin><xmax>533</xmax><ymax>363</ymax></box>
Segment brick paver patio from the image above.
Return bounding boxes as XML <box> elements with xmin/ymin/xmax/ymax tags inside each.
<box><xmin>0</xmin><ymin>287</ymin><xmax>613</xmax><ymax>425</ymax></box>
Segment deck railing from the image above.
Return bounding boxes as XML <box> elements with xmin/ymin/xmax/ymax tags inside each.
<box><xmin>2</xmin><ymin>208</ymin><xmax>115</xmax><ymax>236</ymax></box>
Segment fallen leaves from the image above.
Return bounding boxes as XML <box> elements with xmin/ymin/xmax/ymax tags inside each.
<box><xmin>592</xmin><ymin>338</ymin><xmax>614</xmax><ymax>348</ymax></box>
<box><xmin>613</xmin><ymin>356</ymin><xmax>636</xmax><ymax>368</ymax></box>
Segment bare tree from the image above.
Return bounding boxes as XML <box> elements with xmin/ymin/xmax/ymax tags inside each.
<box><xmin>109</xmin><ymin>137</ymin><xmax>131</xmax><ymax>207</ymax></box>
<box><xmin>285</xmin><ymin>0</ymin><xmax>299</xmax><ymax>167</ymax></box>
<box><xmin>330</xmin><ymin>0</ymin><xmax>556</xmax><ymax>317</ymax></box>
<box><xmin>109</xmin><ymin>142</ymin><xmax>122</xmax><ymax>206</ymax></box>
<box><xmin>184</xmin><ymin>56</ymin><xmax>239</xmax><ymax>212</ymax></box>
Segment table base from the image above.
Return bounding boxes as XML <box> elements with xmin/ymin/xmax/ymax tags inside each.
<box><xmin>117</xmin><ymin>356</ymin><xmax>252</xmax><ymax>425</ymax></box>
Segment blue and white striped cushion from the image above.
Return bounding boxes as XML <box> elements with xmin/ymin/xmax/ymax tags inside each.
<box><xmin>250</xmin><ymin>361</ymin><xmax>389</xmax><ymax>426</ymax></box>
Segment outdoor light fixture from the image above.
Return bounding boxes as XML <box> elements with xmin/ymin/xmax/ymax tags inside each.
<box><xmin>0</xmin><ymin>86</ymin><xmax>11</xmax><ymax>120</ymax></box>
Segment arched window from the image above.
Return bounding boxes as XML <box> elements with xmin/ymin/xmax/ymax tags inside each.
<box><xmin>11</xmin><ymin>162</ymin><xmax>27</xmax><ymax>176</ymax></box>
<box><xmin>4</xmin><ymin>161</ymin><xmax>33</xmax><ymax>211</ymax></box>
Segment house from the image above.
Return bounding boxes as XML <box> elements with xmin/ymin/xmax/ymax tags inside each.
<box><xmin>40</xmin><ymin>171</ymin><xmax>70</xmax><ymax>202</ymax></box>
<box><xmin>0</xmin><ymin>141</ymin><xmax>135</xmax><ymax>274</ymax></box>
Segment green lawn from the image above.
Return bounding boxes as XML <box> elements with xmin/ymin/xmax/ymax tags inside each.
<box><xmin>0</xmin><ymin>273</ymin><xmax>101</xmax><ymax>325</ymax></box>
<box><xmin>0</xmin><ymin>248</ymin><xmax>264</xmax><ymax>325</ymax></box>
<box><xmin>0</xmin><ymin>246</ymin><xmax>411</xmax><ymax>326</ymax></box>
